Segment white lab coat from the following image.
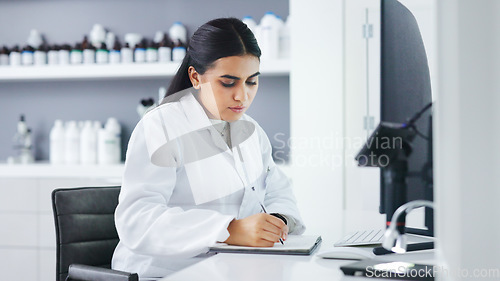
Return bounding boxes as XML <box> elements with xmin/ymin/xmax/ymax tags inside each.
<box><xmin>112</xmin><ymin>92</ymin><xmax>305</xmax><ymax>278</ymax></box>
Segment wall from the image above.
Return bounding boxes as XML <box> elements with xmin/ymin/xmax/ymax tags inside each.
<box><xmin>436</xmin><ymin>0</ymin><xmax>500</xmax><ymax>280</ymax></box>
<box><xmin>0</xmin><ymin>0</ymin><xmax>290</xmax><ymax>162</ymax></box>
<box><xmin>290</xmin><ymin>0</ymin><xmax>344</xmax><ymax>243</ymax></box>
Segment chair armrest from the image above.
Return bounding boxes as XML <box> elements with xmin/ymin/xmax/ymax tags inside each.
<box><xmin>67</xmin><ymin>264</ymin><xmax>138</xmax><ymax>281</ymax></box>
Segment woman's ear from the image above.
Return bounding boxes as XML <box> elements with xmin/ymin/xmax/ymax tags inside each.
<box><xmin>188</xmin><ymin>66</ymin><xmax>201</xmax><ymax>89</ymax></box>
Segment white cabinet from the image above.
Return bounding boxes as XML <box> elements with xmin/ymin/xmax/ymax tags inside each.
<box><xmin>0</xmin><ymin>168</ymin><xmax>122</xmax><ymax>281</ymax></box>
<box><xmin>343</xmin><ymin>0</ymin><xmax>384</xmax><ymax>233</ymax></box>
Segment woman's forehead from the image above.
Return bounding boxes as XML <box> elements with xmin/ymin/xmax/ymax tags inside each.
<box><xmin>205</xmin><ymin>55</ymin><xmax>260</xmax><ymax>78</ymax></box>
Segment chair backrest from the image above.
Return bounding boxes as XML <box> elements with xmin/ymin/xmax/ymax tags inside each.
<box><xmin>52</xmin><ymin>186</ymin><xmax>121</xmax><ymax>281</ymax></box>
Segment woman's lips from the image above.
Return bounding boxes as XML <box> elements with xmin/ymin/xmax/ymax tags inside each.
<box><xmin>229</xmin><ymin>106</ymin><xmax>245</xmax><ymax>113</ymax></box>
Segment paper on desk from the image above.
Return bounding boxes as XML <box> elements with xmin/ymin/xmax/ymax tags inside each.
<box><xmin>209</xmin><ymin>235</ymin><xmax>322</xmax><ymax>255</ymax></box>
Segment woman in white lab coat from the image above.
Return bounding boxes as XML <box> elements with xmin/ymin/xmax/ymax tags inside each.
<box><xmin>112</xmin><ymin>17</ymin><xmax>305</xmax><ymax>279</ymax></box>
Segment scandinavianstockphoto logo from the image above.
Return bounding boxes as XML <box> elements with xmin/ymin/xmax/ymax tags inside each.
<box><xmin>272</xmin><ymin>132</ymin><xmax>403</xmax><ymax>169</ymax></box>
<box><xmin>364</xmin><ymin>263</ymin><xmax>500</xmax><ymax>279</ymax></box>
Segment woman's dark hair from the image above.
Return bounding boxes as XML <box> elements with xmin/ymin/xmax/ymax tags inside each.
<box><xmin>164</xmin><ymin>17</ymin><xmax>261</xmax><ymax>98</ymax></box>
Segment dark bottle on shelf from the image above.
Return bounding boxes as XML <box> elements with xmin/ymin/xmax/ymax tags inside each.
<box><xmin>34</xmin><ymin>44</ymin><xmax>48</xmax><ymax>65</ymax></box>
<box><xmin>21</xmin><ymin>45</ymin><xmax>35</xmax><ymax>65</ymax></box>
<box><xmin>70</xmin><ymin>43</ymin><xmax>83</xmax><ymax>64</ymax></box>
<box><xmin>96</xmin><ymin>43</ymin><xmax>109</xmax><ymax>64</ymax></box>
<box><xmin>9</xmin><ymin>45</ymin><xmax>21</xmax><ymax>66</ymax></box>
<box><xmin>0</xmin><ymin>46</ymin><xmax>10</xmax><ymax>65</ymax></box>
<box><xmin>158</xmin><ymin>34</ymin><xmax>172</xmax><ymax>63</ymax></box>
<box><xmin>109</xmin><ymin>40</ymin><xmax>121</xmax><ymax>64</ymax></box>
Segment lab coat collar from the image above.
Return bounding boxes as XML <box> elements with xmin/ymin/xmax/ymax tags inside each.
<box><xmin>179</xmin><ymin>92</ymin><xmax>213</xmax><ymax>132</ymax></box>
<box><xmin>179</xmin><ymin>92</ymin><xmax>232</xmax><ymax>153</ymax></box>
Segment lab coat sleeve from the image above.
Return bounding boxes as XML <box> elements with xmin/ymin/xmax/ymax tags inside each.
<box><xmin>257</xmin><ymin>125</ymin><xmax>306</xmax><ymax>235</ymax></box>
<box><xmin>114</xmin><ymin>121</ymin><xmax>235</xmax><ymax>259</ymax></box>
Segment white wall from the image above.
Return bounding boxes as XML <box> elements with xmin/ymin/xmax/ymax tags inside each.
<box><xmin>436</xmin><ymin>1</ymin><xmax>500</xmax><ymax>280</ymax></box>
<box><xmin>289</xmin><ymin>0</ymin><xmax>344</xmax><ymax>243</ymax></box>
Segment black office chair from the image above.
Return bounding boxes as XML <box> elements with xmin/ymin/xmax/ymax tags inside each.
<box><xmin>52</xmin><ymin>186</ymin><xmax>138</xmax><ymax>281</ymax></box>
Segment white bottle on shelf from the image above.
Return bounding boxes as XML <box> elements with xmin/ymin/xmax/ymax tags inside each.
<box><xmin>98</xmin><ymin>118</ymin><xmax>121</xmax><ymax>165</ymax></box>
<box><xmin>121</xmin><ymin>43</ymin><xmax>133</xmax><ymax>63</ymax></box>
<box><xmin>9</xmin><ymin>46</ymin><xmax>21</xmax><ymax>66</ymax></box>
<box><xmin>50</xmin><ymin>119</ymin><xmax>65</xmax><ymax>164</ymax></box>
<box><xmin>169</xmin><ymin>22</ymin><xmax>187</xmax><ymax>45</ymax></box>
<box><xmin>80</xmin><ymin>120</ymin><xmax>97</xmax><ymax>165</ymax></box>
<box><xmin>259</xmin><ymin>12</ymin><xmax>280</xmax><ymax>61</ymax></box>
<box><xmin>64</xmin><ymin>121</ymin><xmax>80</xmax><ymax>165</ymax></box>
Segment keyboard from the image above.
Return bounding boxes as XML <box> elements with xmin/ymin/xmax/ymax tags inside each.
<box><xmin>334</xmin><ymin>229</ymin><xmax>385</xmax><ymax>247</ymax></box>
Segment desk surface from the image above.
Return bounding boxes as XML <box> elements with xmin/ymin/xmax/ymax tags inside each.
<box><xmin>159</xmin><ymin>243</ymin><xmax>436</xmax><ymax>281</ymax></box>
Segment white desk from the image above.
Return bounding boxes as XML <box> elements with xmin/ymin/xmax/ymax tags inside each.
<box><xmin>159</xmin><ymin>243</ymin><xmax>437</xmax><ymax>281</ymax></box>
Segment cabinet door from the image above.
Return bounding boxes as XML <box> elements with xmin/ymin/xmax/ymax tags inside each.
<box><xmin>344</xmin><ymin>0</ymin><xmax>384</xmax><ymax>233</ymax></box>
<box><xmin>0</xmin><ymin>178</ymin><xmax>38</xmax><ymax>247</ymax></box>
<box><xmin>0</xmin><ymin>248</ymin><xmax>38</xmax><ymax>280</ymax></box>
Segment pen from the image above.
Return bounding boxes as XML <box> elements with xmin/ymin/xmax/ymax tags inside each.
<box><xmin>254</xmin><ymin>187</ymin><xmax>284</xmax><ymax>245</ymax></box>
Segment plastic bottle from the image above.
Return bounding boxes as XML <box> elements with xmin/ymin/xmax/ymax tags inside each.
<box><xmin>242</xmin><ymin>16</ymin><xmax>258</xmax><ymax>36</ymax></box>
<box><xmin>83</xmin><ymin>45</ymin><xmax>95</xmax><ymax>64</ymax></box>
<box><xmin>27</xmin><ymin>29</ymin><xmax>44</xmax><ymax>50</ymax></box>
<box><xmin>58</xmin><ymin>44</ymin><xmax>71</xmax><ymax>65</ymax></box>
<box><xmin>47</xmin><ymin>45</ymin><xmax>59</xmax><ymax>65</ymax></box>
<box><xmin>9</xmin><ymin>45</ymin><xmax>21</xmax><ymax>66</ymax></box>
<box><xmin>34</xmin><ymin>44</ymin><xmax>47</xmax><ymax>65</ymax></box>
<box><xmin>64</xmin><ymin>121</ymin><xmax>80</xmax><ymax>164</ymax></box>
<box><xmin>50</xmin><ymin>119</ymin><xmax>65</xmax><ymax>164</ymax></box>
<box><xmin>259</xmin><ymin>12</ymin><xmax>280</xmax><ymax>60</ymax></box>
<box><xmin>121</xmin><ymin>43</ymin><xmax>133</xmax><ymax>63</ymax></box>
<box><xmin>21</xmin><ymin>45</ymin><xmax>34</xmax><ymax>65</ymax></box>
<box><xmin>0</xmin><ymin>46</ymin><xmax>9</xmax><ymax>66</ymax></box>
<box><xmin>169</xmin><ymin>22</ymin><xmax>187</xmax><ymax>45</ymax></box>
<box><xmin>146</xmin><ymin>40</ymin><xmax>158</xmax><ymax>63</ymax></box>
<box><xmin>109</xmin><ymin>41</ymin><xmax>121</xmax><ymax>64</ymax></box>
<box><xmin>90</xmin><ymin>24</ymin><xmax>106</xmax><ymax>48</ymax></box>
<box><xmin>80</xmin><ymin>120</ymin><xmax>97</xmax><ymax>165</ymax></box>
<box><xmin>158</xmin><ymin>34</ymin><xmax>172</xmax><ymax>63</ymax></box>
<box><xmin>124</xmin><ymin>33</ymin><xmax>142</xmax><ymax>51</ymax></box>
<box><xmin>105</xmin><ymin>32</ymin><xmax>116</xmax><ymax>52</ymax></box>
<box><xmin>171</xmin><ymin>39</ymin><xmax>186</xmax><ymax>62</ymax></box>
<box><xmin>96</xmin><ymin>43</ymin><xmax>109</xmax><ymax>64</ymax></box>
<box><xmin>70</xmin><ymin>43</ymin><xmax>83</xmax><ymax>64</ymax></box>
<box><xmin>12</xmin><ymin>115</ymin><xmax>29</xmax><ymax>162</ymax></box>
<box><xmin>98</xmin><ymin>118</ymin><xmax>121</xmax><ymax>165</ymax></box>
<box><xmin>134</xmin><ymin>42</ymin><xmax>146</xmax><ymax>63</ymax></box>
<box><xmin>82</xmin><ymin>36</ymin><xmax>95</xmax><ymax>64</ymax></box>
<box><xmin>20</xmin><ymin>128</ymin><xmax>34</xmax><ymax>164</ymax></box>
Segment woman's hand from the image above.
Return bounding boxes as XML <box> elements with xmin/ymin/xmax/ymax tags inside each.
<box><xmin>224</xmin><ymin>213</ymin><xmax>288</xmax><ymax>247</ymax></box>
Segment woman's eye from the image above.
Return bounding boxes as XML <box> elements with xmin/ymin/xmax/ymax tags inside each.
<box><xmin>246</xmin><ymin>81</ymin><xmax>257</xmax><ymax>86</ymax></box>
<box><xmin>221</xmin><ymin>81</ymin><xmax>235</xmax><ymax>88</ymax></box>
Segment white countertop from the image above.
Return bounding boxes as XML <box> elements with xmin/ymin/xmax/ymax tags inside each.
<box><xmin>0</xmin><ymin>162</ymin><xmax>125</xmax><ymax>178</ymax></box>
<box><xmin>0</xmin><ymin>162</ymin><xmax>291</xmax><ymax>179</ymax></box>
<box><xmin>159</xmin><ymin>243</ymin><xmax>437</xmax><ymax>281</ymax></box>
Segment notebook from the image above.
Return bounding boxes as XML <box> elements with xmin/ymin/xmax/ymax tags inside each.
<box><xmin>208</xmin><ymin>235</ymin><xmax>322</xmax><ymax>256</ymax></box>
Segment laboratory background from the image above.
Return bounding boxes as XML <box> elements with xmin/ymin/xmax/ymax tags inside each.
<box><xmin>1</xmin><ymin>0</ymin><xmax>499</xmax><ymax>280</ymax></box>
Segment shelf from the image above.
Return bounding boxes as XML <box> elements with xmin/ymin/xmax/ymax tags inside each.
<box><xmin>0</xmin><ymin>162</ymin><xmax>124</xmax><ymax>179</ymax></box>
<box><xmin>0</xmin><ymin>162</ymin><xmax>291</xmax><ymax>179</ymax></box>
<box><xmin>0</xmin><ymin>59</ymin><xmax>290</xmax><ymax>82</ymax></box>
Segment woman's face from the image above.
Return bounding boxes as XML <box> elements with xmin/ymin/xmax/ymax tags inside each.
<box><xmin>189</xmin><ymin>55</ymin><xmax>260</xmax><ymax>121</ymax></box>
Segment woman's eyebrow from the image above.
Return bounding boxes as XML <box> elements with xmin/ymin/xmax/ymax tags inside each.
<box><xmin>219</xmin><ymin>72</ymin><xmax>260</xmax><ymax>80</ymax></box>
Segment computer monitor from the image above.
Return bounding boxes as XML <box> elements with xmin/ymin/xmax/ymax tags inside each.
<box><xmin>380</xmin><ymin>0</ymin><xmax>433</xmax><ymax>236</ymax></box>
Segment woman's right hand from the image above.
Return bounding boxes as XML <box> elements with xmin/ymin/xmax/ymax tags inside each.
<box><xmin>224</xmin><ymin>213</ymin><xmax>288</xmax><ymax>247</ymax></box>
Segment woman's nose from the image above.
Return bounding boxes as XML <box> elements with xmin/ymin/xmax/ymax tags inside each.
<box><xmin>234</xmin><ymin>84</ymin><xmax>248</xmax><ymax>102</ymax></box>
